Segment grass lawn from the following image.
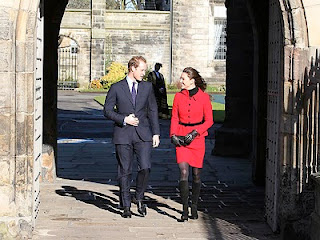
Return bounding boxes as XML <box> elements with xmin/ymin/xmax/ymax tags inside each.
<box><xmin>94</xmin><ymin>93</ymin><xmax>225</xmax><ymax>122</ymax></box>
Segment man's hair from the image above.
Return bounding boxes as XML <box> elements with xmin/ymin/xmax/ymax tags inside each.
<box><xmin>128</xmin><ymin>56</ymin><xmax>147</xmax><ymax>72</ymax></box>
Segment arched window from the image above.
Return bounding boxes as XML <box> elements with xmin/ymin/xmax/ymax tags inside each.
<box><xmin>58</xmin><ymin>36</ymin><xmax>79</xmax><ymax>89</ymax></box>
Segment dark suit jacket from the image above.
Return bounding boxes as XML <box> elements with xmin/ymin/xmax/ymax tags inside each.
<box><xmin>103</xmin><ymin>78</ymin><xmax>160</xmax><ymax>144</ymax></box>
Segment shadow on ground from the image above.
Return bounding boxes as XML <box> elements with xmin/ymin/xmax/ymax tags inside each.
<box><xmin>55</xmin><ymin>100</ymin><xmax>278</xmax><ymax>239</ymax></box>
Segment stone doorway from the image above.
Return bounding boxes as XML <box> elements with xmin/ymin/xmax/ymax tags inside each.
<box><xmin>1</xmin><ymin>0</ymin><xmax>320</xmax><ymax>238</ymax></box>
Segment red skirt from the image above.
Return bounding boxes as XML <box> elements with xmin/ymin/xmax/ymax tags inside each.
<box><xmin>176</xmin><ymin>136</ymin><xmax>205</xmax><ymax>168</ymax></box>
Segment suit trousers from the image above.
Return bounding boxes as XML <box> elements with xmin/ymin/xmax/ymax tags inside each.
<box><xmin>115</xmin><ymin>127</ymin><xmax>152</xmax><ymax>207</ymax></box>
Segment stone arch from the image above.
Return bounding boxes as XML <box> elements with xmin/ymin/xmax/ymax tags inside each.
<box><xmin>57</xmin><ymin>31</ymin><xmax>91</xmax><ymax>87</ymax></box>
<box><xmin>0</xmin><ymin>0</ymin><xmax>41</xmax><ymax>238</ymax></box>
<box><xmin>1</xmin><ymin>0</ymin><xmax>319</xmax><ymax>238</ymax></box>
<box><xmin>213</xmin><ymin>0</ymin><xmax>312</xmax><ymax>234</ymax></box>
<box><xmin>266</xmin><ymin>0</ymin><xmax>312</xmax><ymax>234</ymax></box>
<box><xmin>59</xmin><ymin>34</ymin><xmax>80</xmax><ymax>48</ymax></box>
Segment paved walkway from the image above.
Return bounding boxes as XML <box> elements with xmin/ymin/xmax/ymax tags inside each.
<box><xmin>32</xmin><ymin>91</ymin><xmax>279</xmax><ymax>240</ymax></box>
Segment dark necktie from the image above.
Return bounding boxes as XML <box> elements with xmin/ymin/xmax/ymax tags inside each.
<box><xmin>132</xmin><ymin>82</ymin><xmax>136</xmax><ymax>104</ymax></box>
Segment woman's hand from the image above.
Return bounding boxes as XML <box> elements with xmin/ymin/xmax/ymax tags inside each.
<box><xmin>171</xmin><ymin>135</ymin><xmax>186</xmax><ymax>147</ymax></box>
<box><xmin>184</xmin><ymin>130</ymin><xmax>199</xmax><ymax>145</ymax></box>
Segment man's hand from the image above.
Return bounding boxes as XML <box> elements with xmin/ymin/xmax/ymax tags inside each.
<box><xmin>153</xmin><ymin>135</ymin><xmax>160</xmax><ymax>148</ymax></box>
<box><xmin>184</xmin><ymin>130</ymin><xmax>199</xmax><ymax>145</ymax></box>
<box><xmin>171</xmin><ymin>135</ymin><xmax>186</xmax><ymax>147</ymax></box>
<box><xmin>124</xmin><ymin>114</ymin><xmax>139</xmax><ymax>126</ymax></box>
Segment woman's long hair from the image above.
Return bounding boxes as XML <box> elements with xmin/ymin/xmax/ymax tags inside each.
<box><xmin>182</xmin><ymin>67</ymin><xmax>207</xmax><ymax>91</ymax></box>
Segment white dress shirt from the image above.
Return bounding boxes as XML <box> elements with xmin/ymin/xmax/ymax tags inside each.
<box><xmin>126</xmin><ymin>76</ymin><xmax>138</xmax><ymax>93</ymax></box>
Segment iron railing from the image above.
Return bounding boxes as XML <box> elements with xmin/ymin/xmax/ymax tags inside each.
<box><xmin>58</xmin><ymin>47</ymin><xmax>78</xmax><ymax>89</ymax></box>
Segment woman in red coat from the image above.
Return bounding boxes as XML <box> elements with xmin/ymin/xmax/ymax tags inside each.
<box><xmin>170</xmin><ymin>67</ymin><xmax>213</xmax><ymax>221</ymax></box>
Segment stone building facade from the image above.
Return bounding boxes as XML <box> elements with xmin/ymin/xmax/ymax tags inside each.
<box><xmin>1</xmin><ymin>0</ymin><xmax>320</xmax><ymax>239</ymax></box>
<box><xmin>104</xmin><ymin>10</ymin><xmax>171</xmax><ymax>83</ymax></box>
<box><xmin>59</xmin><ymin>4</ymin><xmax>172</xmax><ymax>87</ymax></box>
<box><xmin>171</xmin><ymin>0</ymin><xmax>227</xmax><ymax>85</ymax></box>
<box><xmin>59</xmin><ymin>0</ymin><xmax>226</xmax><ymax>87</ymax></box>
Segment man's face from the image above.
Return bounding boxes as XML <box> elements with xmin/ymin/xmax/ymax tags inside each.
<box><xmin>132</xmin><ymin>61</ymin><xmax>147</xmax><ymax>81</ymax></box>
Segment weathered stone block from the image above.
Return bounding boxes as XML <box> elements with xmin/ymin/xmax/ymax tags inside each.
<box><xmin>60</xmin><ymin>11</ymin><xmax>91</xmax><ymax>29</ymax></box>
<box><xmin>40</xmin><ymin>144</ymin><xmax>56</xmax><ymax>182</ymax></box>
<box><xmin>15</xmin><ymin>42</ymin><xmax>26</xmax><ymax>72</ymax></box>
<box><xmin>15</xmin><ymin>156</ymin><xmax>27</xmax><ymax>186</ymax></box>
<box><xmin>0</xmin><ymin>186</ymin><xmax>14</xmax><ymax>215</ymax></box>
<box><xmin>0</xmin><ymin>73</ymin><xmax>13</xmax><ymax>114</ymax></box>
<box><xmin>0</xmin><ymin>114</ymin><xmax>11</xmax><ymax>156</ymax></box>
<box><xmin>26</xmin><ymin>73</ymin><xmax>35</xmax><ymax>114</ymax></box>
<box><xmin>14</xmin><ymin>182</ymin><xmax>33</xmax><ymax>216</ymax></box>
<box><xmin>25</xmin><ymin>41</ymin><xmax>35</xmax><ymax>72</ymax></box>
<box><xmin>0</xmin><ymin>8</ymin><xmax>13</xmax><ymax>41</ymax></box>
<box><xmin>16</xmin><ymin>73</ymin><xmax>27</xmax><ymax>113</ymax></box>
<box><xmin>15</xmin><ymin>113</ymin><xmax>33</xmax><ymax>156</ymax></box>
<box><xmin>0</xmin><ymin>41</ymin><xmax>13</xmax><ymax>72</ymax></box>
<box><xmin>0</xmin><ymin>160</ymin><xmax>10</xmax><ymax>184</ymax></box>
<box><xmin>0</xmin><ymin>218</ymin><xmax>33</xmax><ymax>239</ymax></box>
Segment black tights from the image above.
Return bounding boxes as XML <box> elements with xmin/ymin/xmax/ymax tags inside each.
<box><xmin>178</xmin><ymin>162</ymin><xmax>201</xmax><ymax>183</ymax></box>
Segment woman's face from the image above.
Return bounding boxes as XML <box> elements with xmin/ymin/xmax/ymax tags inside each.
<box><xmin>180</xmin><ymin>72</ymin><xmax>195</xmax><ymax>90</ymax></box>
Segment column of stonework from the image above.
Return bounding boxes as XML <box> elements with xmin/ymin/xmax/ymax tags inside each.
<box><xmin>171</xmin><ymin>0</ymin><xmax>211</xmax><ymax>83</ymax></box>
<box><xmin>91</xmin><ymin>0</ymin><xmax>106</xmax><ymax>80</ymax></box>
<box><xmin>213</xmin><ymin>0</ymin><xmax>254</xmax><ymax>157</ymax></box>
<box><xmin>0</xmin><ymin>0</ymin><xmax>38</xmax><ymax>238</ymax></box>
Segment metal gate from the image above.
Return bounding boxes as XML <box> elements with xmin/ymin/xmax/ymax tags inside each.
<box><xmin>32</xmin><ymin>4</ymin><xmax>43</xmax><ymax>227</ymax></box>
<box><xmin>58</xmin><ymin>45</ymin><xmax>78</xmax><ymax>89</ymax></box>
<box><xmin>265</xmin><ymin>0</ymin><xmax>283</xmax><ymax>232</ymax></box>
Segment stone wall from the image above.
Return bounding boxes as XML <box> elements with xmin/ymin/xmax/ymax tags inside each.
<box><xmin>91</xmin><ymin>0</ymin><xmax>106</xmax><ymax>80</ymax></box>
<box><xmin>66</xmin><ymin>0</ymin><xmax>91</xmax><ymax>9</ymax></box>
<box><xmin>60</xmin><ymin>9</ymin><xmax>91</xmax><ymax>87</ymax></box>
<box><xmin>60</xmin><ymin>1</ymin><xmax>226</xmax><ymax>86</ymax></box>
<box><xmin>172</xmin><ymin>0</ymin><xmax>225</xmax><ymax>85</ymax></box>
<box><xmin>105</xmin><ymin>10</ymin><xmax>171</xmax><ymax>82</ymax></box>
<box><xmin>0</xmin><ymin>0</ymin><xmax>39</xmax><ymax>238</ymax></box>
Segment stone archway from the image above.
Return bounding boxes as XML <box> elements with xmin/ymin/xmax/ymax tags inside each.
<box><xmin>58</xmin><ymin>31</ymin><xmax>91</xmax><ymax>88</ymax></box>
<box><xmin>0</xmin><ymin>0</ymin><xmax>70</xmax><ymax>237</ymax></box>
<box><xmin>0</xmin><ymin>0</ymin><xmax>41</xmax><ymax>238</ymax></box>
<box><xmin>213</xmin><ymin>0</ymin><xmax>317</xmax><ymax>234</ymax></box>
<box><xmin>0</xmin><ymin>0</ymin><xmax>319</xmax><ymax>238</ymax></box>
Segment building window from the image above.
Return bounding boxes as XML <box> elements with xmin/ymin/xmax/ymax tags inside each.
<box><xmin>214</xmin><ymin>18</ymin><xmax>227</xmax><ymax>60</ymax></box>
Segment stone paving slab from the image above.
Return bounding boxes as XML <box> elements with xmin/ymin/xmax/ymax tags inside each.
<box><xmin>33</xmin><ymin>179</ymin><xmax>279</xmax><ymax>240</ymax></box>
<box><xmin>32</xmin><ymin>91</ymin><xmax>280</xmax><ymax>240</ymax></box>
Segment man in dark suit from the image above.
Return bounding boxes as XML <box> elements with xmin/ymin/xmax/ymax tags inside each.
<box><xmin>104</xmin><ymin>56</ymin><xmax>160</xmax><ymax>218</ymax></box>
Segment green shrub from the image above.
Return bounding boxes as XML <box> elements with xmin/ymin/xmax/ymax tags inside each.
<box><xmin>100</xmin><ymin>62</ymin><xmax>127</xmax><ymax>89</ymax></box>
<box><xmin>89</xmin><ymin>79</ymin><xmax>103</xmax><ymax>89</ymax></box>
<box><xmin>206</xmin><ymin>85</ymin><xmax>226</xmax><ymax>92</ymax></box>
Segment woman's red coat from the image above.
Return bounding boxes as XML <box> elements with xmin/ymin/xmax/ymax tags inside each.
<box><xmin>170</xmin><ymin>89</ymin><xmax>214</xmax><ymax>168</ymax></box>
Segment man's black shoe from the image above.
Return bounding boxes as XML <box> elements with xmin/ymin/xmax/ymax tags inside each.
<box><xmin>137</xmin><ymin>200</ymin><xmax>147</xmax><ymax>216</ymax></box>
<box><xmin>121</xmin><ymin>207</ymin><xmax>132</xmax><ymax>218</ymax></box>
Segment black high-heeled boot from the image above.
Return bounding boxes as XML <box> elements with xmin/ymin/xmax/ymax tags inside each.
<box><xmin>179</xmin><ymin>180</ymin><xmax>189</xmax><ymax>221</ymax></box>
<box><xmin>190</xmin><ymin>181</ymin><xmax>201</xmax><ymax>219</ymax></box>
